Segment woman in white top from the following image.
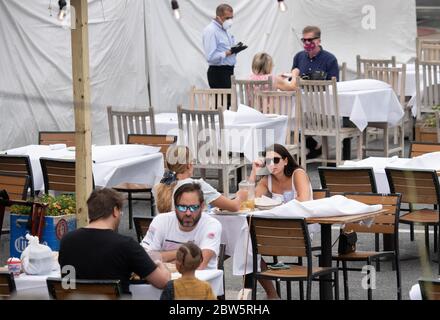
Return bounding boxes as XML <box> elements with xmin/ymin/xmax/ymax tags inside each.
<box><xmin>249</xmin><ymin>143</ymin><xmax>313</xmax><ymax>202</ymax></box>
<box><xmin>154</xmin><ymin>145</ymin><xmax>247</xmax><ymax>213</ymax></box>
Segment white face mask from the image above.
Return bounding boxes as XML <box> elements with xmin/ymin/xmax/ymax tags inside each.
<box><xmin>222</xmin><ymin>19</ymin><xmax>233</xmax><ymax>30</ymax></box>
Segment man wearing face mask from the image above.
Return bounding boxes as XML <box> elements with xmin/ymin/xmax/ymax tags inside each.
<box><xmin>202</xmin><ymin>4</ymin><xmax>247</xmax><ymax>91</ymax></box>
<box><xmin>277</xmin><ymin>25</ymin><xmax>340</xmax><ymax>159</ymax></box>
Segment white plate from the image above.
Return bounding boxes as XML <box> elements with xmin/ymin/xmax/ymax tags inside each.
<box><xmin>254</xmin><ymin>197</ymin><xmax>282</xmax><ymax>207</ymax></box>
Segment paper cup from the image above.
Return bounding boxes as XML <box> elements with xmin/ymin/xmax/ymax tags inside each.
<box><xmin>7</xmin><ymin>258</ymin><xmax>21</xmax><ymax>276</ymax></box>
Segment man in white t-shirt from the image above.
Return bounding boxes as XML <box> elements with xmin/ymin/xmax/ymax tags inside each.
<box><xmin>142</xmin><ymin>182</ymin><xmax>222</xmax><ymax>270</ymax></box>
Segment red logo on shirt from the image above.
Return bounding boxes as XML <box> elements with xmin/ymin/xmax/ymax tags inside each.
<box><xmin>207</xmin><ymin>232</ymin><xmax>215</xmax><ymax>239</ymax></box>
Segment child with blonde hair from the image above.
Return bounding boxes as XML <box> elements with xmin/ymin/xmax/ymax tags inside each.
<box><xmin>160</xmin><ymin>242</ymin><xmax>217</xmax><ymax>300</ymax></box>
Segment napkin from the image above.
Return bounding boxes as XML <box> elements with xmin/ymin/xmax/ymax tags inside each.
<box><xmin>233</xmin><ymin>104</ymin><xmax>268</xmax><ymax>124</ymax></box>
<box><xmin>49</xmin><ymin>144</ymin><xmax>67</xmax><ymax>150</ymax></box>
<box><xmin>337</xmin><ymin>79</ymin><xmax>391</xmax><ymax>92</ymax></box>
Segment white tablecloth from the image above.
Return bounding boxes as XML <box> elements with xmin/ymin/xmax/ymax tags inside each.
<box><xmin>336</xmin><ymin>79</ymin><xmax>405</xmax><ymax>131</ymax></box>
<box><xmin>4</xmin><ymin>144</ymin><xmax>164</xmax><ymax>190</ymax></box>
<box><xmin>340</xmin><ymin>152</ymin><xmax>440</xmax><ymax>193</ymax></box>
<box><xmin>151</xmin><ymin>105</ymin><xmax>288</xmax><ymax>161</ymax></box>
<box><xmin>13</xmin><ymin>269</ymin><xmax>223</xmax><ymax>299</ymax></box>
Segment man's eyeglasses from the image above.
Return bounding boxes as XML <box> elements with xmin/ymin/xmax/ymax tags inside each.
<box><xmin>176</xmin><ymin>204</ymin><xmax>201</xmax><ymax>213</ymax></box>
<box><xmin>265</xmin><ymin>157</ymin><xmax>282</xmax><ymax>165</ymax></box>
<box><xmin>301</xmin><ymin>37</ymin><xmax>319</xmax><ymax>43</ymax></box>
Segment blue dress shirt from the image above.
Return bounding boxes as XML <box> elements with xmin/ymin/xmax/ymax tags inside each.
<box><xmin>202</xmin><ymin>20</ymin><xmax>236</xmax><ymax>66</ymax></box>
<box><xmin>292</xmin><ymin>47</ymin><xmax>339</xmax><ymax>81</ymax></box>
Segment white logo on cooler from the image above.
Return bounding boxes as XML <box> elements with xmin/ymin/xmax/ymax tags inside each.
<box><xmin>14</xmin><ymin>236</ymin><xmax>28</xmax><ymax>253</ymax></box>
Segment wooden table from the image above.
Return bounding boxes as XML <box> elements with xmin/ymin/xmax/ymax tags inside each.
<box><xmin>306</xmin><ymin>210</ymin><xmax>388</xmax><ymax>300</ymax></box>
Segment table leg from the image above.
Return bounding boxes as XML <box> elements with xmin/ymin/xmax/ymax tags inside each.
<box><xmin>319</xmin><ymin>224</ymin><xmax>333</xmax><ymax>300</ymax></box>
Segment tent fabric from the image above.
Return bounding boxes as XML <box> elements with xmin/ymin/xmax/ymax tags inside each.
<box><xmin>0</xmin><ymin>0</ymin><xmax>416</xmax><ymax>150</ymax></box>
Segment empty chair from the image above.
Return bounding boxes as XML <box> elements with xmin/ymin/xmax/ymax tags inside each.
<box><xmin>296</xmin><ymin>77</ymin><xmax>363</xmax><ymax>167</ymax></box>
<box><xmin>385</xmin><ymin>168</ymin><xmax>440</xmax><ymax>274</ymax></box>
<box><xmin>356</xmin><ymin>55</ymin><xmax>396</xmax><ymax>78</ymax></box>
<box><xmin>39</xmin><ymin>131</ymin><xmax>75</xmax><ymax>147</ymax></box>
<box><xmin>419</xmin><ymin>277</ymin><xmax>440</xmax><ymax>300</ymax></box>
<box><xmin>333</xmin><ymin>193</ymin><xmax>402</xmax><ymax>300</ymax></box>
<box><xmin>107</xmin><ymin>106</ymin><xmax>156</xmax><ymax>145</ymax></box>
<box><xmin>0</xmin><ymin>172</ymin><xmax>30</xmax><ymax>201</ymax></box>
<box><xmin>362</xmin><ymin>65</ymin><xmax>406</xmax><ymax>157</ymax></box>
<box><xmin>409</xmin><ymin>141</ymin><xmax>440</xmax><ymax>158</ymax></box>
<box><xmin>177</xmin><ymin>106</ymin><xmax>245</xmax><ymax>196</ymax></box>
<box><xmin>415</xmin><ymin>59</ymin><xmax>440</xmax><ymax>119</ymax></box>
<box><xmin>46</xmin><ymin>278</ymin><xmax>121</xmax><ymax>300</ymax></box>
<box><xmin>254</xmin><ymin>90</ymin><xmax>300</xmax><ymax>159</ymax></box>
<box><xmin>0</xmin><ymin>272</ymin><xmax>16</xmax><ymax>299</ymax></box>
<box><xmin>127</xmin><ymin>134</ymin><xmax>177</xmax><ymax>162</ymax></box>
<box><xmin>39</xmin><ymin>158</ymin><xmax>76</xmax><ymax>194</ymax></box>
<box><xmin>248</xmin><ymin>216</ymin><xmax>339</xmax><ymax>300</ymax></box>
<box><xmin>318</xmin><ymin>167</ymin><xmax>377</xmax><ymax>195</ymax></box>
<box><xmin>133</xmin><ymin>216</ymin><xmax>154</xmax><ymax>243</ymax></box>
<box><xmin>231</xmin><ymin>75</ymin><xmax>273</xmax><ymax>109</ymax></box>
<box><xmin>189</xmin><ymin>87</ymin><xmax>235</xmax><ymax>111</ymax></box>
<box><xmin>339</xmin><ymin>62</ymin><xmax>347</xmax><ymax>81</ymax></box>
<box><xmin>417</xmin><ymin>38</ymin><xmax>440</xmax><ymax>62</ymax></box>
<box><xmin>0</xmin><ymin>155</ymin><xmax>34</xmax><ymax>197</ymax></box>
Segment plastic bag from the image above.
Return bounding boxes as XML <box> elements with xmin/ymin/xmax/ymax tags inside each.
<box><xmin>20</xmin><ymin>234</ymin><xmax>54</xmax><ymax>275</ymax></box>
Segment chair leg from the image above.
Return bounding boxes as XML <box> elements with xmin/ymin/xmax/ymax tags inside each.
<box><xmin>336</xmin><ymin>137</ymin><xmax>342</xmax><ymax>165</ymax></box>
<box><xmin>334</xmin><ymin>269</ymin><xmax>339</xmax><ymax>300</ymax></box>
<box><xmin>306</xmin><ymin>278</ymin><xmax>312</xmax><ymax>300</ymax></box>
<box><xmin>286</xmin><ymin>281</ymin><xmax>292</xmax><ymax>300</ymax></box>
<box><xmin>341</xmin><ymin>260</ymin><xmax>349</xmax><ymax>300</ymax></box>
<box><xmin>395</xmin><ymin>253</ymin><xmax>402</xmax><ymax>300</ymax></box>
<box><xmin>322</xmin><ymin>136</ymin><xmax>328</xmax><ymax>166</ymax></box>
<box><xmin>299</xmin><ymin>281</ymin><xmax>304</xmax><ymax>300</ymax></box>
<box><xmin>434</xmin><ymin>225</ymin><xmax>438</xmax><ymax>253</ymax></box>
<box><xmin>251</xmin><ymin>276</ymin><xmax>257</xmax><ymax>300</ymax></box>
<box><xmin>222</xmin><ymin>170</ymin><xmax>229</xmax><ymax>197</ymax></box>
<box><xmin>301</xmin><ymin>134</ymin><xmax>307</xmax><ymax>169</ymax></box>
<box><xmin>357</xmin><ymin>134</ymin><xmax>363</xmax><ymax>161</ymax></box>
<box><xmin>150</xmin><ymin>192</ymin><xmax>155</xmax><ymax>217</ymax></box>
<box><xmin>410</xmin><ymin>223</ymin><xmax>414</xmax><ymax>241</ymax></box>
<box><xmin>128</xmin><ymin>192</ymin><xmax>133</xmax><ymax>230</ymax></box>
<box><xmin>375</xmin><ymin>234</ymin><xmax>381</xmax><ymax>272</ymax></box>
<box><xmin>362</xmin><ymin>130</ymin><xmax>367</xmax><ymax>158</ymax></box>
<box><xmin>383</xmin><ymin>126</ymin><xmax>389</xmax><ymax>157</ymax></box>
<box><xmin>425</xmin><ymin>225</ymin><xmax>430</xmax><ymax>257</ymax></box>
<box><xmin>367</xmin><ymin>258</ymin><xmax>373</xmax><ymax>300</ymax></box>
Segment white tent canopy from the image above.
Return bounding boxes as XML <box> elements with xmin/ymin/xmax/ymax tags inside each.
<box><xmin>0</xmin><ymin>0</ymin><xmax>416</xmax><ymax>150</ymax></box>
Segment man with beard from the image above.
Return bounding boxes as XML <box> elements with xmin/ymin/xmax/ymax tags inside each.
<box><xmin>142</xmin><ymin>182</ymin><xmax>222</xmax><ymax>270</ymax></box>
<box><xmin>59</xmin><ymin>188</ymin><xmax>170</xmax><ymax>295</ymax></box>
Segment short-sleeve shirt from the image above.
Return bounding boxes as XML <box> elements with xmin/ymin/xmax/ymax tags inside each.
<box><xmin>292</xmin><ymin>47</ymin><xmax>339</xmax><ymax>81</ymax></box>
<box><xmin>141</xmin><ymin>212</ymin><xmax>222</xmax><ymax>270</ymax></box>
<box><xmin>59</xmin><ymin>228</ymin><xmax>157</xmax><ymax>294</ymax></box>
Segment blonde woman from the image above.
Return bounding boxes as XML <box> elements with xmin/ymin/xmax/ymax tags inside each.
<box><xmin>154</xmin><ymin>145</ymin><xmax>247</xmax><ymax>213</ymax></box>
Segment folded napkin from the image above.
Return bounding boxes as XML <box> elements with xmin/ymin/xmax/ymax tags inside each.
<box><xmin>337</xmin><ymin>79</ymin><xmax>391</xmax><ymax>93</ymax></box>
<box><xmin>233</xmin><ymin>104</ymin><xmax>268</xmax><ymax>124</ymax></box>
<box><xmin>252</xmin><ymin>195</ymin><xmax>382</xmax><ymax>218</ymax></box>
<box><xmin>49</xmin><ymin>144</ymin><xmax>67</xmax><ymax>150</ymax></box>
<box><xmin>92</xmin><ymin>144</ymin><xmax>161</xmax><ymax>163</ymax></box>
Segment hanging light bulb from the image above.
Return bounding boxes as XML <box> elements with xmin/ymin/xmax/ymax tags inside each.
<box><xmin>171</xmin><ymin>0</ymin><xmax>180</xmax><ymax>20</ymax></box>
<box><xmin>58</xmin><ymin>0</ymin><xmax>67</xmax><ymax>20</ymax></box>
<box><xmin>277</xmin><ymin>0</ymin><xmax>287</xmax><ymax>12</ymax></box>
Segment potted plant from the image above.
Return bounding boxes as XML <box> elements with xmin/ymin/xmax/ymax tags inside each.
<box><xmin>415</xmin><ymin>105</ymin><xmax>440</xmax><ymax>143</ymax></box>
<box><xmin>10</xmin><ymin>194</ymin><xmax>77</xmax><ymax>258</ymax></box>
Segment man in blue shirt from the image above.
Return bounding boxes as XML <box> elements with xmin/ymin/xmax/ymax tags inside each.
<box><xmin>202</xmin><ymin>4</ymin><xmax>247</xmax><ymax>91</ymax></box>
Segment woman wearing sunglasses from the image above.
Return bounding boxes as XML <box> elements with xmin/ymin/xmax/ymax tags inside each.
<box><xmin>154</xmin><ymin>145</ymin><xmax>247</xmax><ymax>213</ymax></box>
<box><xmin>249</xmin><ymin>143</ymin><xmax>313</xmax><ymax>202</ymax></box>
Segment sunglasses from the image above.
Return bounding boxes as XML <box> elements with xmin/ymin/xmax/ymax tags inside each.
<box><xmin>176</xmin><ymin>204</ymin><xmax>201</xmax><ymax>213</ymax></box>
<box><xmin>301</xmin><ymin>37</ymin><xmax>319</xmax><ymax>43</ymax></box>
<box><xmin>265</xmin><ymin>157</ymin><xmax>282</xmax><ymax>165</ymax></box>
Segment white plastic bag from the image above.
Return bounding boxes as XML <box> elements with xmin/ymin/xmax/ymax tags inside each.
<box><xmin>20</xmin><ymin>234</ymin><xmax>54</xmax><ymax>275</ymax></box>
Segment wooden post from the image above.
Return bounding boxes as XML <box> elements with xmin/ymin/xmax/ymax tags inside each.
<box><xmin>71</xmin><ymin>0</ymin><xmax>92</xmax><ymax>227</ymax></box>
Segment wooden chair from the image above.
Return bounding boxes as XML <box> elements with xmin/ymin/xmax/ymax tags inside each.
<box><xmin>0</xmin><ymin>272</ymin><xmax>16</xmax><ymax>299</ymax></box>
<box><xmin>254</xmin><ymin>90</ymin><xmax>300</xmax><ymax>159</ymax></box>
<box><xmin>0</xmin><ymin>155</ymin><xmax>34</xmax><ymax>197</ymax></box>
<box><xmin>385</xmin><ymin>168</ymin><xmax>440</xmax><ymax>274</ymax></box>
<box><xmin>46</xmin><ymin>278</ymin><xmax>121</xmax><ymax>300</ymax></box>
<box><xmin>231</xmin><ymin>75</ymin><xmax>273</xmax><ymax>109</ymax></box>
<box><xmin>0</xmin><ymin>172</ymin><xmax>30</xmax><ymax>201</ymax></box>
<box><xmin>339</xmin><ymin>62</ymin><xmax>347</xmax><ymax>81</ymax></box>
<box><xmin>189</xmin><ymin>87</ymin><xmax>235</xmax><ymax>111</ymax></box>
<box><xmin>133</xmin><ymin>216</ymin><xmax>154</xmax><ymax>243</ymax></box>
<box><xmin>217</xmin><ymin>243</ymin><xmax>227</xmax><ymax>300</ymax></box>
<box><xmin>356</xmin><ymin>55</ymin><xmax>396</xmax><ymax>78</ymax></box>
<box><xmin>417</xmin><ymin>38</ymin><xmax>440</xmax><ymax>62</ymax></box>
<box><xmin>333</xmin><ymin>193</ymin><xmax>402</xmax><ymax>300</ymax></box>
<box><xmin>127</xmin><ymin>134</ymin><xmax>177</xmax><ymax>157</ymax></box>
<box><xmin>296</xmin><ymin>77</ymin><xmax>363</xmax><ymax>168</ymax></box>
<box><xmin>39</xmin><ymin>131</ymin><xmax>75</xmax><ymax>147</ymax></box>
<box><xmin>415</xmin><ymin>59</ymin><xmax>440</xmax><ymax>119</ymax></box>
<box><xmin>318</xmin><ymin>167</ymin><xmax>377</xmax><ymax>195</ymax></box>
<box><xmin>177</xmin><ymin>106</ymin><xmax>245</xmax><ymax>196</ymax></box>
<box><xmin>312</xmin><ymin>188</ymin><xmax>329</xmax><ymax>200</ymax></box>
<box><xmin>419</xmin><ymin>277</ymin><xmax>440</xmax><ymax>300</ymax></box>
<box><xmin>248</xmin><ymin>216</ymin><xmax>339</xmax><ymax>300</ymax></box>
<box><xmin>409</xmin><ymin>141</ymin><xmax>440</xmax><ymax>158</ymax></box>
<box><xmin>39</xmin><ymin>158</ymin><xmax>76</xmax><ymax>194</ymax></box>
<box><xmin>362</xmin><ymin>65</ymin><xmax>406</xmax><ymax>157</ymax></box>
<box><xmin>107</xmin><ymin>106</ymin><xmax>156</xmax><ymax>145</ymax></box>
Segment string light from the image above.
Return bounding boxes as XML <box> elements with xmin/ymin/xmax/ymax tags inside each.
<box><xmin>277</xmin><ymin>0</ymin><xmax>287</xmax><ymax>12</ymax></box>
<box><xmin>171</xmin><ymin>0</ymin><xmax>180</xmax><ymax>20</ymax></box>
